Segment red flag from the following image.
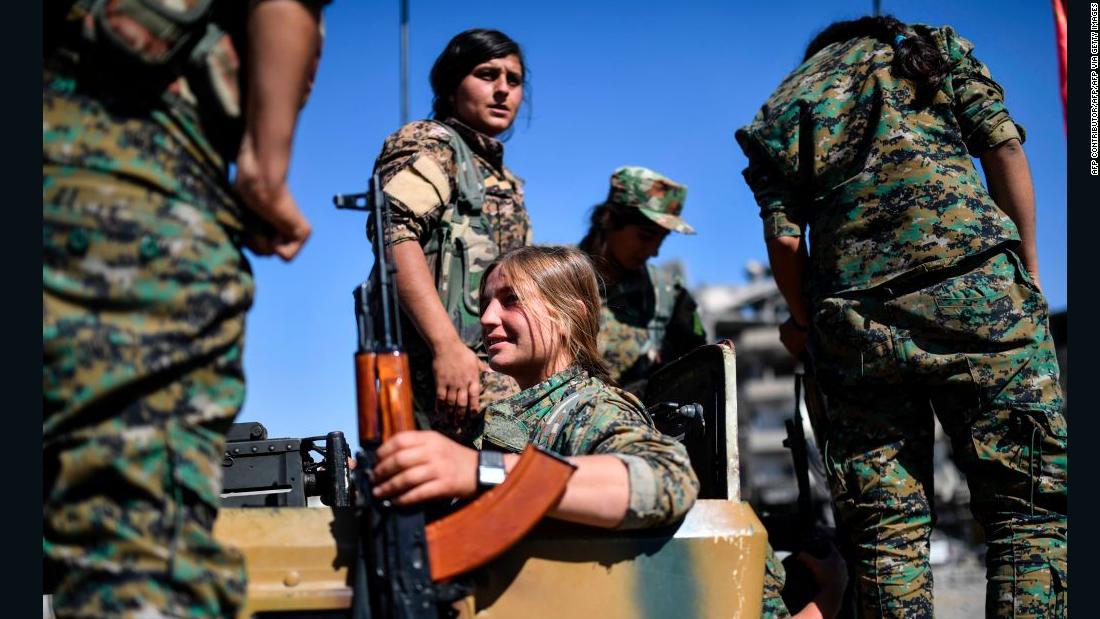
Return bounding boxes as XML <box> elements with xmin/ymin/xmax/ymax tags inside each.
<box><xmin>1053</xmin><ymin>0</ymin><xmax>1067</xmax><ymax>130</ymax></box>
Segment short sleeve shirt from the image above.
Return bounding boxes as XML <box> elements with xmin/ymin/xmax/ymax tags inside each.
<box><xmin>735</xmin><ymin>25</ymin><xmax>1024</xmax><ymax>298</ymax></box>
<box><xmin>372</xmin><ymin>118</ymin><xmax>531</xmax><ymax>252</ymax></box>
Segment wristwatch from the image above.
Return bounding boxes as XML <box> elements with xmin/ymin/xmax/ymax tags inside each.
<box><xmin>477</xmin><ymin>450</ymin><xmax>507</xmax><ymax>491</ymax></box>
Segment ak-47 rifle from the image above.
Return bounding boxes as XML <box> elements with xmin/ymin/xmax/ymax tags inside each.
<box><xmin>779</xmin><ymin>353</ymin><xmax>857</xmax><ymax>617</ymax></box>
<box><xmin>334</xmin><ymin>177</ymin><xmax>576</xmax><ymax>619</ymax></box>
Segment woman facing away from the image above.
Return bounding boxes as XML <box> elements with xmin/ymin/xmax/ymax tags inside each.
<box><xmin>372</xmin><ymin>28</ymin><xmax>530</xmax><ymax>439</ymax></box>
<box><xmin>736</xmin><ymin>14</ymin><xmax>1066</xmax><ymax>618</ymax></box>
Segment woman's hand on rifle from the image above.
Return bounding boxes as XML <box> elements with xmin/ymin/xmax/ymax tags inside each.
<box><xmin>371</xmin><ymin>431</ymin><xmax>479</xmax><ymax>505</ymax></box>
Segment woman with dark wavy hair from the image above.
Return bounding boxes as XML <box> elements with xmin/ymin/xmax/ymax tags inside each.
<box><xmin>736</xmin><ymin>14</ymin><xmax>1066</xmax><ymax>618</ymax></box>
<box><xmin>371</xmin><ymin>29</ymin><xmax>532</xmax><ymax>439</ymax></box>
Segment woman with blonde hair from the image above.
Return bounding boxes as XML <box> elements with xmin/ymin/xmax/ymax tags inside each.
<box><xmin>371</xmin><ymin>245</ymin><xmax>698</xmax><ymax>529</ymax></box>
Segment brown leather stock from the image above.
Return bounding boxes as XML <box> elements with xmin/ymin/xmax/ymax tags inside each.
<box><xmin>425</xmin><ymin>445</ymin><xmax>577</xmax><ymax>581</ymax></box>
<box><xmin>354</xmin><ymin>353</ymin><xmax>380</xmax><ymax>443</ymax></box>
<box><xmin>375</xmin><ymin>351</ymin><xmax>416</xmax><ymax>439</ymax></box>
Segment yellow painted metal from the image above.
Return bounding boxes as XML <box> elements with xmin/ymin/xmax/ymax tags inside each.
<box><xmin>214</xmin><ymin>500</ymin><xmax>767</xmax><ymax>618</ymax></box>
<box><xmin>214</xmin><ymin>344</ymin><xmax>766</xmax><ymax>617</ymax></box>
<box><xmin>213</xmin><ymin>507</ymin><xmax>356</xmax><ymax>618</ymax></box>
<box><xmin>464</xmin><ymin>500</ymin><xmax>766</xmax><ymax>618</ymax></box>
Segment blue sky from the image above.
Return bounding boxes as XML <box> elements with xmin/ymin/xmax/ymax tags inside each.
<box><xmin>241</xmin><ymin>0</ymin><xmax>1068</xmax><ymax>440</ymax></box>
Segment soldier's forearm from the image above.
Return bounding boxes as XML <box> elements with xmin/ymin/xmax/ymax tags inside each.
<box><xmin>980</xmin><ymin>139</ymin><xmax>1041</xmax><ymax>283</ymax></box>
<box><xmin>243</xmin><ymin>1</ymin><xmax>320</xmax><ymax>192</ymax></box>
<box><xmin>391</xmin><ymin>242</ymin><xmax>465</xmax><ymax>352</ymax></box>
<box><xmin>766</xmin><ymin>235</ymin><xmax>811</xmax><ymax>326</ymax></box>
<box><xmin>502</xmin><ymin>454</ymin><xmax>631</xmax><ymax>528</ymax></box>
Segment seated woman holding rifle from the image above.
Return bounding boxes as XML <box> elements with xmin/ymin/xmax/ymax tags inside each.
<box><xmin>371</xmin><ymin>245</ymin><xmax>697</xmax><ymax>529</ymax></box>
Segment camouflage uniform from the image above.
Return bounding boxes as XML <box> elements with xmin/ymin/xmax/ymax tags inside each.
<box><xmin>373</xmin><ymin>118</ymin><xmax>528</xmax><ymax>437</ymax></box>
<box><xmin>737</xmin><ymin>25</ymin><xmax>1066</xmax><ymax>617</ymax></box>
<box><xmin>43</xmin><ymin>2</ymin><xmax>325</xmax><ymax>617</ymax></box>
<box><xmin>599</xmin><ymin>264</ymin><xmax>706</xmax><ymax>395</ymax></box>
<box><xmin>585</xmin><ymin>167</ymin><xmax>706</xmax><ymax>396</ymax></box>
<box><xmin>474</xmin><ymin>365</ymin><xmax>699</xmax><ymax>528</ymax></box>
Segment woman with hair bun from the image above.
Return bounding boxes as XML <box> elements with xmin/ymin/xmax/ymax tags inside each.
<box><xmin>372</xmin><ymin>28</ymin><xmax>531</xmax><ymax>439</ymax></box>
<box><xmin>737</xmin><ymin>14</ymin><xmax>1066</xmax><ymax>617</ymax></box>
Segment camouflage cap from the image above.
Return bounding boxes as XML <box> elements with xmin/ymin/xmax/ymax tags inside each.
<box><xmin>606</xmin><ymin>166</ymin><xmax>695</xmax><ymax>234</ymax></box>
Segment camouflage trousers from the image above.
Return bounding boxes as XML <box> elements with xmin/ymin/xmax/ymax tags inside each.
<box><xmin>811</xmin><ymin>249</ymin><xmax>1066</xmax><ymax>618</ymax></box>
<box><xmin>44</xmin><ymin>79</ymin><xmax>251</xmax><ymax>618</ymax></box>
<box><xmin>762</xmin><ymin>546</ymin><xmax>790</xmax><ymax>618</ymax></box>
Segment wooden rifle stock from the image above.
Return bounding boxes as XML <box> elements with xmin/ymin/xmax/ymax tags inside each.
<box><xmin>426</xmin><ymin>445</ymin><xmax>576</xmax><ymax>581</ymax></box>
<box><xmin>340</xmin><ymin>174</ymin><xmax>578</xmax><ymax>617</ymax></box>
<box><xmin>375</xmin><ymin>351</ymin><xmax>416</xmax><ymax>439</ymax></box>
<box><xmin>355</xmin><ymin>353</ymin><xmax>380</xmax><ymax>443</ymax></box>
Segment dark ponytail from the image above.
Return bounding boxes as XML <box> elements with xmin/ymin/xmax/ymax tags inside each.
<box><xmin>803</xmin><ymin>15</ymin><xmax>948</xmax><ymax>103</ymax></box>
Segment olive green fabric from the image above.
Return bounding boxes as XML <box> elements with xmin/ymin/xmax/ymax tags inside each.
<box><xmin>814</xmin><ymin>250</ymin><xmax>1065</xmax><ymax>617</ymax></box>
<box><xmin>736</xmin><ymin>25</ymin><xmax>1024</xmax><ymax>301</ymax></box>
<box><xmin>43</xmin><ymin>67</ymin><xmax>250</xmax><ymax>618</ymax></box>
<box><xmin>598</xmin><ymin>264</ymin><xmax>706</xmax><ymax>396</ymax></box>
<box><xmin>605</xmin><ymin>166</ymin><xmax>694</xmax><ymax>234</ymax></box>
<box><xmin>474</xmin><ymin>366</ymin><xmax>699</xmax><ymax>529</ymax></box>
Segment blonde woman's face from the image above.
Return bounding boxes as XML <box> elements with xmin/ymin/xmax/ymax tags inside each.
<box><xmin>480</xmin><ymin>269</ymin><xmax>556</xmax><ymax>387</ymax></box>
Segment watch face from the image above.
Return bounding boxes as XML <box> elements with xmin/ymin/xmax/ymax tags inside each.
<box><xmin>478</xmin><ymin>451</ymin><xmax>507</xmax><ymax>487</ymax></box>
<box><xmin>479</xmin><ymin>466</ymin><xmax>507</xmax><ymax>487</ymax></box>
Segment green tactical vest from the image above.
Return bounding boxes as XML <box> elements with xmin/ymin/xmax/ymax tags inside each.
<box><xmin>643</xmin><ymin>263</ymin><xmax>678</xmax><ymax>355</ymax></box>
<box><xmin>420</xmin><ymin>121</ymin><xmax>501</xmax><ymax>350</ymax></box>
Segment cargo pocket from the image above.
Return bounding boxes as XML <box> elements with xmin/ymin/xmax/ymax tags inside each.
<box><xmin>166</xmin><ymin>419</ymin><xmax>226</xmax><ymax>511</ymax></box>
<box><xmin>931</xmin><ymin>285</ymin><xmax>1010</xmax><ymax>338</ymax></box>
<box><xmin>1050</xmin><ymin>559</ymin><xmax>1067</xmax><ymax>619</ymax></box>
<box><xmin>1011</xmin><ymin>405</ymin><xmax>1067</xmax><ymax>506</ymax></box>
<box><xmin>811</xmin><ymin>296</ymin><xmax>895</xmax><ymax>387</ymax></box>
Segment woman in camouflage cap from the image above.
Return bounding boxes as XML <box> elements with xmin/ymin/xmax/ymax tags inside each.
<box><xmin>371</xmin><ymin>29</ymin><xmax>532</xmax><ymax>439</ymax></box>
<box><xmin>578</xmin><ymin>166</ymin><xmax>707</xmax><ymax>396</ymax></box>
<box><xmin>369</xmin><ymin>246</ymin><xmax>699</xmax><ymax>530</ymax></box>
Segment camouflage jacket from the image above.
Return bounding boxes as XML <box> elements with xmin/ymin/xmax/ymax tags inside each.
<box><xmin>474</xmin><ymin>366</ymin><xmax>700</xmax><ymax>529</ymax></box>
<box><xmin>599</xmin><ymin>264</ymin><xmax>707</xmax><ymax>394</ymax></box>
<box><xmin>374</xmin><ymin>118</ymin><xmax>531</xmax><ymax>345</ymax></box>
<box><xmin>735</xmin><ymin>25</ymin><xmax>1024</xmax><ymax>300</ymax></box>
<box><xmin>375</xmin><ymin>118</ymin><xmax>530</xmax><ymax>252</ymax></box>
<box><xmin>373</xmin><ymin>118</ymin><xmax>529</xmax><ymax>418</ymax></box>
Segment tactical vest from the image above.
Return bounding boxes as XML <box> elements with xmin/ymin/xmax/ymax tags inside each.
<box><xmin>420</xmin><ymin>122</ymin><xmax>502</xmax><ymax>350</ymax></box>
<box><xmin>604</xmin><ymin>264</ymin><xmax>677</xmax><ymax>356</ymax></box>
<box><xmin>643</xmin><ymin>264</ymin><xmax>678</xmax><ymax>354</ymax></box>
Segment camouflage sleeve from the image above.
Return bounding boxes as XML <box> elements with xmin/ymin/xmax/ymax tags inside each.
<box><xmin>734</xmin><ymin>126</ymin><xmax>805</xmax><ymax>241</ymax></box>
<box><xmin>371</xmin><ymin>120</ymin><xmax>459</xmax><ymax>246</ymax></box>
<box><xmin>574</xmin><ymin>396</ymin><xmax>700</xmax><ymax>529</ymax></box>
<box><xmin>938</xmin><ymin>26</ymin><xmax>1026</xmax><ymax>156</ymax></box>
